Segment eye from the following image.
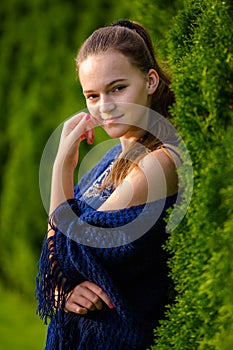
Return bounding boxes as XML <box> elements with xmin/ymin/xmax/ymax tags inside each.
<box><xmin>86</xmin><ymin>94</ymin><xmax>99</xmax><ymax>101</ymax></box>
<box><xmin>112</xmin><ymin>85</ymin><xmax>126</xmax><ymax>92</ymax></box>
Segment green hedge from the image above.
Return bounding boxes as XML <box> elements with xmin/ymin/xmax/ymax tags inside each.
<box><xmin>0</xmin><ymin>0</ymin><xmax>185</xmax><ymax>298</ymax></box>
<box><xmin>0</xmin><ymin>0</ymin><xmax>130</xmax><ymax>296</ymax></box>
<box><xmin>149</xmin><ymin>0</ymin><xmax>233</xmax><ymax>349</ymax></box>
<box><xmin>2</xmin><ymin>1</ymin><xmax>232</xmax><ymax>348</ymax></box>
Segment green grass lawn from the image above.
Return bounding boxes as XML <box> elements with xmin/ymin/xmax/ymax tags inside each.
<box><xmin>0</xmin><ymin>285</ymin><xmax>47</xmax><ymax>350</ymax></box>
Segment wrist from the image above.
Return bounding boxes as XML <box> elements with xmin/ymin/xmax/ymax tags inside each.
<box><xmin>53</xmin><ymin>156</ymin><xmax>76</xmax><ymax>173</ymax></box>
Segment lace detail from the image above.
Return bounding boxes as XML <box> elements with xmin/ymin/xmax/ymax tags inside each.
<box><xmin>82</xmin><ymin>161</ymin><xmax>114</xmax><ymax>205</ymax></box>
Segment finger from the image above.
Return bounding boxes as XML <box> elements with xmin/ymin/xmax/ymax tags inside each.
<box><xmin>69</xmin><ymin>284</ymin><xmax>103</xmax><ymax>311</ymax></box>
<box><xmin>78</xmin><ymin>286</ymin><xmax>103</xmax><ymax>311</ymax></box>
<box><xmin>86</xmin><ymin>128</ymin><xmax>94</xmax><ymax>144</ymax></box>
<box><xmin>80</xmin><ymin>132</ymin><xmax>87</xmax><ymax>141</ymax></box>
<box><xmin>66</xmin><ymin>112</ymin><xmax>86</xmax><ymax>126</ymax></box>
<box><xmin>86</xmin><ymin>282</ymin><xmax>114</xmax><ymax>309</ymax></box>
<box><xmin>73</xmin><ymin>295</ymin><xmax>101</xmax><ymax>311</ymax></box>
<box><xmin>64</xmin><ymin>299</ymin><xmax>88</xmax><ymax>314</ymax></box>
<box><xmin>67</xmin><ymin>114</ymin><xmax>93</xmax><ymax>145</ymax></box>
<box><xmin>62</xmin><ymin>112</ymin><xmax>86</xmax><ymax>136</ymax></box>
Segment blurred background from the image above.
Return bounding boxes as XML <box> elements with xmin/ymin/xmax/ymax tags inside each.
<box><xmin>0</xmin><ymin>0</ymin><xmax>182</xmax><ymax>348</ymax></box>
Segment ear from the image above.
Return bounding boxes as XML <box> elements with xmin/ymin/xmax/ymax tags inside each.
<box><xmin>146</xmin><ymin>69</ymin><xmax>159</xmax><ymax>95</ymax></box>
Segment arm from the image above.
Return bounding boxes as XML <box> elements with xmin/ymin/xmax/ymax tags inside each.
<box><xmin>49</xmin><ymin>112</ymin><xmax>94</xmax><ymax>219</ymax></box>
<box><xmin>45</xmin><ymin>113</ymin><xmax>113</xmax><ymax>314</ymax></box>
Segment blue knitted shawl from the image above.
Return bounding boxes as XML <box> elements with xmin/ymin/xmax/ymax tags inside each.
<box><xmin>36</xmin><ymin>145</ymin><xmax>177</xmax><ymax>350</ymax></box>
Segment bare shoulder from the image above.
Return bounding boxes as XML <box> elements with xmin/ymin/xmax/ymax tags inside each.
<box><xmin>139</xmin><ymin>148</ymin><xmax>176</xmax><ymax>172</ymax></box>
<box><xmin>98</xmin><ymin>146</ymin><xmax>179</xmax><ymax>211</ymax></box>
<box><xmin>127</xmin><ymin>148</ymin><xmax>178</xmax><ymax>202</ymax></box>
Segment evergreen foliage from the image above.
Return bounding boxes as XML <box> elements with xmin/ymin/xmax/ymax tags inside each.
<box><xmin>0</xmin><ymin>0</ymin><xmax>129</xmax><ymax>296</ymax></box>
<box><xmin>125</xmin><ymin>0</ymin><xmax>184</xmax><ymax>59</ymax></box>
<box><xmin>150</xmin><ymin>0</ymin><xmax>233</xmax><ymax>349</ymax></box>
<box><xmin>2</xmin><ymin>1</ymin><xmax>232</xmax><ymax>348</ymax></box>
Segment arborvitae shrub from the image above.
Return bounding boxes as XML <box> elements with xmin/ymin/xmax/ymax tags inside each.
<box><xmin>0</xmin><ymin>0</ymin><xmax>129</xmax><ymax>296</ymax></box>
<box><xmin>150</xmin><ymin>0</ymin><xmax>233</xmax><ymax>349</ymax></box>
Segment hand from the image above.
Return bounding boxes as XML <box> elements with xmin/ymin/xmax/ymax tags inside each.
<box><xmin>64</xmin><ymin>281</ymin><xmax>114</xmax><ymax>314</ymax></box>
<box><xmin>56</xmin><ymin>112</ymin><xmax>94</xmax><ymax>169</ymax></box>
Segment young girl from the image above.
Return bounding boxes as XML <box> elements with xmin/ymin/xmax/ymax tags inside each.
<box><xmin>37</xmin><ymin>20</ymin><xmax>181</xmax><ymax>349</ymax></box>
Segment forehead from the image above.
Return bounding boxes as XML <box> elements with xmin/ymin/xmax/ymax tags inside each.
<box><xmin>78</xmin><ymin>51</ymin><xmax>140</xmax><ymax>88</ymax></box>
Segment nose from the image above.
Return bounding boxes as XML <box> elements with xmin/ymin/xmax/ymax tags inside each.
<box><xmin>99</xmin><ymin>97</ymin><xmax>116</xmax><ymax>115</ymax></box>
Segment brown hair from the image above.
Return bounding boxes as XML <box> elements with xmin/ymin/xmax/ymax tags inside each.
<box><xmin>76</xmin><ymin>20</ymin><xmax>175</xmax><ymax>189</ymax></box>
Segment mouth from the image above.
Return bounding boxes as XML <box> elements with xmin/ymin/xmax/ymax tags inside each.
<box><xmin>101</xmin><ymin>115</ymin><xmax>123</xmax><ymax>125</ymax></box>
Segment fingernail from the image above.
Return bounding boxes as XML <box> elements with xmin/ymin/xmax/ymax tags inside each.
<box><xmin>109</xmin><ymin>303</ymin><xmax>114</xmax><ymax>309</ymax></box>
<box><xmin>85</xmin><ymin>114</ymin><xmax>90</xmax><ymax>120</ymax></box>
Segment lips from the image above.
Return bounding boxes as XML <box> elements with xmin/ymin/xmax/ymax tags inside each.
<box><xmin>101</xmin><ymin>115</ymin><xmax>123</xmax><ymax>124</ymax></box>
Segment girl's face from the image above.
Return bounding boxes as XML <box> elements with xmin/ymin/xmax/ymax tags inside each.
<box><xmin>78</xmin><ymin>50</ymin><xmax>158</xmax><ymax>141</ymax></box>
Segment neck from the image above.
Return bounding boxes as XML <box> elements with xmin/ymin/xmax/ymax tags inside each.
<box><xmin>120</xmin><ymin>130</ymin><xmax>147</xmax><ymax>153</ymax></box>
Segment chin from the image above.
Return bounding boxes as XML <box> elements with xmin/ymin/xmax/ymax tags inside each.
<box><xmin>103</xmin><ymin>125</ymin><xmax>127</xmax><ymax>139</ymax></box>
<box><xmin>104</xmin><ymin>130</ymin><xmax>125</xmax><ymax>139</ymax></box>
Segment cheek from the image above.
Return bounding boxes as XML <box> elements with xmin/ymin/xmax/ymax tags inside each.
<box><xmin>128</xmin><ymin>86</ymin><xmax>148</xmax><ymax>104</ymax></box>
<box><xmin>87</xmin><ymin>104</ymin><xmax>100</xmax><ymax>119</ymax></box>
<box><xmin>138</xmin><ymin>88</ymin><xmax>148</xmax><ymax>102</ymax></box>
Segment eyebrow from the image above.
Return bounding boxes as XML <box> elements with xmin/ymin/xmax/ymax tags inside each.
<box><xmin>83</xmin><ymin>79</ymin><xmax>127</xmax><ymax>93</ymax></box>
